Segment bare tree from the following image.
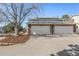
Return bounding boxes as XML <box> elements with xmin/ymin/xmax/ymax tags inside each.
<box><xmin>0</xmin><ymin>3</ymin><xmax>39</xmax><ymax>36</ymax></box>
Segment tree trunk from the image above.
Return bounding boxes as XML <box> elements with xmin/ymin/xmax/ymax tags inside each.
<box><xmin>14</xmin><ymin>25</ymin><xmax>19</xmax><ymax>36</ymax></box>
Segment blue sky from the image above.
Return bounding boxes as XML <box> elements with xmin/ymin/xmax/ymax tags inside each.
<box><xmin>38</xmin><ymin>3</ymin><xmax>79</xmax><ymax>18</ymax></box>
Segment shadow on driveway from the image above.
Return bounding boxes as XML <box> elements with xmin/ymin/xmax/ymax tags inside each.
<box><xmin>50</xmin><ymin>44</ymin><xmax>79</xmax><ymax>56</ymax></box>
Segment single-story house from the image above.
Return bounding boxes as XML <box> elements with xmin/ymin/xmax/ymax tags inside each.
<box><xmin>28</xmin><ymin>18</ymin><xmax>76</xmax><ymax>35</ymax></box>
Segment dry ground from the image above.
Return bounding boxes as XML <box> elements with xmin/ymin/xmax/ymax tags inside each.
<box><xmin>0</xmin><ymin>34</ymin><xmax>79</xmax><ymax>56</ymax></box>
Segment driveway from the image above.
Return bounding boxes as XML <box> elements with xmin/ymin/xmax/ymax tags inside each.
<box><xmin>0</xmin><ymin>34</ymin><xmax>79</xmax><ymax>56</ymax></box>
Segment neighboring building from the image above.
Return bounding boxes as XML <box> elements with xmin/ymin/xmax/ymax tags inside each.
<box><xmin>71</xmin><ymin>15</ymin><xmax>79</xmax><ymax>28</ymax></box>
<box><xmin>71</xmin><ymin>15</ymin><xmax>79</xmax><ymax>33</ymax></box>
<box><xmin>28</xmin><ymin>18</ymin><xmax>76</xmax><ymax>35</ymax></box>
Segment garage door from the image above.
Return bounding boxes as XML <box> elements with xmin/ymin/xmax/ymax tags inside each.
<box><xmin>54</xmin><ymin>26</ymin><xmax>74</xmax><ymax>34</ymax></box>
<box><xmin>31</xmin><ymin>26</ymin><xmax>50</xmax><ymax>35</ymax></box>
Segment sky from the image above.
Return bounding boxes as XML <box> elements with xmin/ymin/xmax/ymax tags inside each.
<box><xmin>1</xmin><ymin>3</ymin><xmax>79</xmax><ymax>27</ymax></box>
<box><xmin>38</xmin><ymin>3</ymin><xmax>79</xmax><ymax>18</ymax></box>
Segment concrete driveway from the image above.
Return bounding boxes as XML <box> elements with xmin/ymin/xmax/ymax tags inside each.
<box><xmin>0</xmin><ymin>34</ymin><xmax>79</xmax><ymax>56</ymax></box>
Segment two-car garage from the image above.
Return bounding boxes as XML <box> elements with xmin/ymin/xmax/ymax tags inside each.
<box><xmin>29</xmin><ymin>24</ymin><xmax>76</xmax><ymax>35</ymax></box>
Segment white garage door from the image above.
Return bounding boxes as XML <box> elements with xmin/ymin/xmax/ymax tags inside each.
<box><xmin>31</xmin><ymin>26</ymin><xmax>50</xmax><ymax>35</ymax></box>
<box><xmin>54</xmin><ymin>26</ymin><xmax>74</xmax><ymax>34</ymax></box>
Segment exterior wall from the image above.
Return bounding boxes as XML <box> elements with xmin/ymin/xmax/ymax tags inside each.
<box><xmin>72</xmin><ymin>16</ymin><xmax>79</xmax><ymax>28</ymax></box>
<box><xmin>72</xmin><ymin>16</ymin><xmax>79</xmax><ymax>33</ymax></box>
<box><xmin>31</xmin><ymin>26</ymin><xmax>50</xmax><ymax>35</ymax></box>
<box><xmin>54</xmin><ymin>26</ymin><xmax>74</xmax><ymax>34</ymax></box>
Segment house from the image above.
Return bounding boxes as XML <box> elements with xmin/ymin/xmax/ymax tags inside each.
<box><xmin>28</xmin><ymin>18</ymin><xmax>76</xmax><ymax>35</ymax></box>
<box><xmin>71</xmin><ymin>15</ymin><xmax>79</xmax><ymax>33</ymax></box>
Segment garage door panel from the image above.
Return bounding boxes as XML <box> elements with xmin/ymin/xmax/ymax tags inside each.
<box><xmin>54</xmin><ymin>26</ymin><xmax>73</xmax><ymax>34</ymax></box>
<box><xmin>31</xmin><ymin>26</ymin><xmax>50</xmax><ymax>35</ymax></box>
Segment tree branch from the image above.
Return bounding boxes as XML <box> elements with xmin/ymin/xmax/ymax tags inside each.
<box><xmin>18</xmin><ymin>4</ymin><xmax>24</xmax><ymax>25</ymax></box>
<box><xmin>3</xmin><ymin>4</ymin><xmax>16</xmax><ymax>20</ymax></box>
<box><xmin>0</xmin><ymin>10</ymin><xmax>13</xmax><ymax>24</ymax></box>
<box><xmin>19</xmin><ymin>7</ymin><xmax>33</xmax><ymax>26</ymax></box>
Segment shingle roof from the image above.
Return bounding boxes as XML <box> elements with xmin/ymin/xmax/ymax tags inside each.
<box><xmin>28</xmin><ymin>18</ymin><xmax>75</xmax><ymax>25</ymax></box>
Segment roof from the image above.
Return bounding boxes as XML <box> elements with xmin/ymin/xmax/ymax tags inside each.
<box><xmin>29</xmin><ymin>18</ymin><xmax>60</xmax><ymax>21</ymax></box>
<box><xmin>28</xmin><ymin>18</ymin><xmax>75</xmax><ymax>25</ymax></box>
<box><xmin>71</xmin><ymin>15</ymin><xmax>79</xmax><ymax>19</ymax></box>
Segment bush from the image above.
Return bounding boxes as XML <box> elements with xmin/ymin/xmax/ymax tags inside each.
<box><xmin>4</xmin><ymin>23</ymin><xmax>24</xmax><ymax>33</ymax></box>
